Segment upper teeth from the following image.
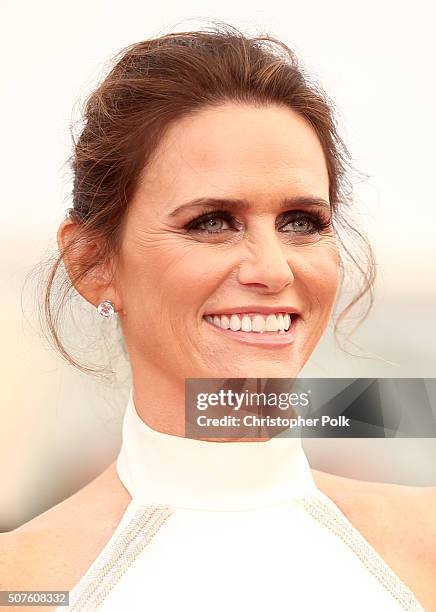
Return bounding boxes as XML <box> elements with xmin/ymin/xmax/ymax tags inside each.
<box><xmin>204</xmin><ymin>312</ymin><xmax>292</xmax><ymax>333</ymax></box>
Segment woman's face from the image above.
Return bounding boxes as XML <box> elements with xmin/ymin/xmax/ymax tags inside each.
<box><xmin>115</xmin><ymin>103</ymin><xmax>339</xmax><ymax>382</ymax></box>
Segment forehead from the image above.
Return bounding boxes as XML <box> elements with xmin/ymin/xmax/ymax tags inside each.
<box><xmin>136</xmin><ymin>103</ymin><xmax>329</xmax><ymax>210</ymax></box>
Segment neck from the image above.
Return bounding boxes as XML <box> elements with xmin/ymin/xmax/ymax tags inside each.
<box><xmin>116</xmin><ymin>387</ymin><xmax>318</xmax><ymax>511</ymax></box>
<box><xmin>129</xmin><ymin>367</ymin><xmax>282</xmax><ymax>442</ymax></box>
<box><xmin>129</xmin><ymin>361</ymin><xmax>187</xmax><ymax>437</ymax></box>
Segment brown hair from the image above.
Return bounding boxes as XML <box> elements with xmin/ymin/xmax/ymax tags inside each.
<box><xmin>31</xmin><ymin>22</ymin><xmax>376</xmax><ymax>378</ymax></box>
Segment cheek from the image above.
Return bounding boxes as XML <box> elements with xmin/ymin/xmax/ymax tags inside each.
<box><xmin>298</xmin><ymin>241</ymin><xmax>340</xmax><ymax>314</ymax></box>
<box><xmin>157</xmin><ymin>242</ymin><xmax>223</xmax><ymax>289</ymax></box>
<box><xmin>118</xmin><ymin>234</ymin><xmax>220</xmax><ymax>317</ymax></box>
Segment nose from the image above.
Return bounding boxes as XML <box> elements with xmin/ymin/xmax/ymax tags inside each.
<box><xmin>237</xmin><ymin>227</ymin><xmax>295</xmax><ymax>293</ymax></box>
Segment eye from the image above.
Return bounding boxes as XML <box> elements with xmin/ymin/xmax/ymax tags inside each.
<box><xmin>279</xmin><ymin>211</ymin><xmax>331</xmax><ymax>234</ymax></box>
<box><xmin>184</xmin><ymin>208</ymin><xmax>332</xmax><ymax>236</ymax></box>
<box><xmin>289</xmin><ymin>217</ymin><xmax>312</xmax><ymax>232</ymax></box>
<box><xmin>185</xmin><ymin>211</ymin><xmax>236</xmax><ymax>234</ymax></box>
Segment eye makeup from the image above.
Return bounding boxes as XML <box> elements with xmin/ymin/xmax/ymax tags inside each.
<box><xmin>184</xmin><ymin>207</ymin><xmax>332</xmax><ymax>236</ymax></box>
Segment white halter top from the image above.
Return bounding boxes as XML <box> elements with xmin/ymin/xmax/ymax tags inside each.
<box><xmin>60</xmin><ymin>388</ymin><xmax>424</xmax><ymax>611</ymax></box>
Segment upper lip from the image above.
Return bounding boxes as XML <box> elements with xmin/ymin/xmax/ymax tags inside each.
<box><xmin>203</xmin><ymin>305</ymin><xmax>302</xmax><ymax>317</ymax></box>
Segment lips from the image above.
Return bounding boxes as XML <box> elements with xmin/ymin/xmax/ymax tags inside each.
<box><xmin>202</xmin><ymin>312</ymin><xmax>300</xmax><ymax>347</ymax></box>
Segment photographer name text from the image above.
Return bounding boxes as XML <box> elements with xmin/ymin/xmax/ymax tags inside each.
<box><xmin>196</xmin><ymin>415</ymin><xmax>350</xmax><ymax>428</ymax></box>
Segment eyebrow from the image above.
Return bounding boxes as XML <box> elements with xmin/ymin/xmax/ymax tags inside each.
<box><xmin>168</xmin><ymin>195</ymin><xmax>330</xmax><ymax>217</ymax></box>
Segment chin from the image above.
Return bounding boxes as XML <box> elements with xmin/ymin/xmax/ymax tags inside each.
<box><xmin>207</xmin><ymin>362</ymin><xmax>303</xmax><ymax>380</ymax></box>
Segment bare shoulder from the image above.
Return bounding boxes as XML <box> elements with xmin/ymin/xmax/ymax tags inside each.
<box><xmin>311</xmin><ymin>468</ymin><xmax>436</xmax><ymax>546</ymax></box>
<box><xmin>0</xmin><ymin>461</ymin><xmax>131</xmax><ymax>607</ymax></box>
<box><xmin>311</xmin><ymin>468</ymin><xmax>436</xmax><ymax>610</ymax></box>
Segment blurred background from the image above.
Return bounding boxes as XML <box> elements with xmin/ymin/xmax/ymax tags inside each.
<box><xmin>1</xmin><ymin>0</ymin><xmax>435</xmax><ymax>532</ymax></box>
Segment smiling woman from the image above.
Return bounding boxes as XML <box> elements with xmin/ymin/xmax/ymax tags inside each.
<box><xmin>2</xmin><ymin>22</ymin><xmax>434</xmax><ymax>612</ymax></box>
<box><xmin>104</xmin><ymin>100</ymin><xmax>341</xmax><ymax>424</ymax></box>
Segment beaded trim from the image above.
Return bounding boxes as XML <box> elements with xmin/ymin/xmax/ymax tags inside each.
<box><xmin>68</xmin><ymin>504</ymin><xmax>173</xmax><ymax>611</ymax></box>
<box><xmin>64</xmin><ymin>495</ymin><xmax>425</xmax><ymax>611</ymax></box>
<box><xmin>296</xmin><ymin>494</ymin><xmax>424</xmax><ymax>611</ymax></box>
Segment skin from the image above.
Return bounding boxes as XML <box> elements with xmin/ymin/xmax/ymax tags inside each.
<box><xmin>1</xmin><ymin>103</ymin><xmax>435</xmax><ymax>610</ymax></box>
<box><xmin>62</xmin><ymin>102</ymin><xmax>339</xmax><ymax>438</ymax></box>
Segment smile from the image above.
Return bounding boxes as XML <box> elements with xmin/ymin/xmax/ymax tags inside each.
<box><xmin>202</xmin><ymin>312</ymin><xmax>299</xmax><ymax>346</ymax></box>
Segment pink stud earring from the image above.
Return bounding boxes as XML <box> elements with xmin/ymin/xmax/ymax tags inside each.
<box><xmin>97</xmin><ymin>300</ymin><xmax>115</xmax><ymax>318</ymax></box>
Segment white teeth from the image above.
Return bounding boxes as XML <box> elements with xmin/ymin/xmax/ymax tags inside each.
<box><xmin>229</xmin><ymin>314</ymin><xmax>241</xmax><ymax>331</ymax></box>
<box><xmin>252</xmin><ymin>314</ymin><xmax>266</xmax><ymax>332</ymax></box>
<box><xmin>204</xmin><ymin>312</ymin><xmax>294</xmax><ymax>333</ymax></box>
<box><xmin>241</xmin><ymin>315</ymin><xmax>251</xmax><ymax>332</ymax></box>
<box><xmin>220</xmin><ymin>314</ymin><xmax>230</xmax><ymax>329</ymax></box>
<box><xmin>265</xmin><ymin>314</ymin><xmax>279</xmax><ymax>332</ymax></box>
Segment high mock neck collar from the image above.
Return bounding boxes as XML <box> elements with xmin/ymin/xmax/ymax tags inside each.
<box><xmin>116</xmin><ymin>388</ymin><xmax>317</xmax><ymax>511</ymax></box>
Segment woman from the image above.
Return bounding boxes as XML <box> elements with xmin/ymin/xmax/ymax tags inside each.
<box><xmin>2</xmin><ymin>24</ymin><xmax>434</xmax><ymax>611</ymax></box>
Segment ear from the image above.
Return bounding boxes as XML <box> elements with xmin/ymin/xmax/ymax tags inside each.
<box><xmin>56</xmin><ymin>219</ymin><xmax>122</xmax><ymax>313</ymax></box>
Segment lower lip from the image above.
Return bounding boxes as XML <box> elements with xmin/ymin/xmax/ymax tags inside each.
<box><xmin>202</xmin><ymin>316</ymin><xmax>299</xmax><ymax>347</ymax></box>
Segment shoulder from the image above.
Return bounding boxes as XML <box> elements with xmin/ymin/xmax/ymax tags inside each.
<box><xmin>311</xmin><ymin>469</ymin><xmax>436</xmax><ymax>601</ymax></box>
<box><xmin>0</xmin><ymin>462</ymin><xmax>131</xmax><ymax>595</ymax></box>
<box><xmin>312</xmin><ymin>469</ymin><xmax>436</xmax><ymax>550</ymax></box>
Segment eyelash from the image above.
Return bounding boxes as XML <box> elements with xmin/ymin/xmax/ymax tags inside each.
<box><xmin>184</xmin><ymin>209</ymin><xmax>332</xmax><ymax>235</ymax></box>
